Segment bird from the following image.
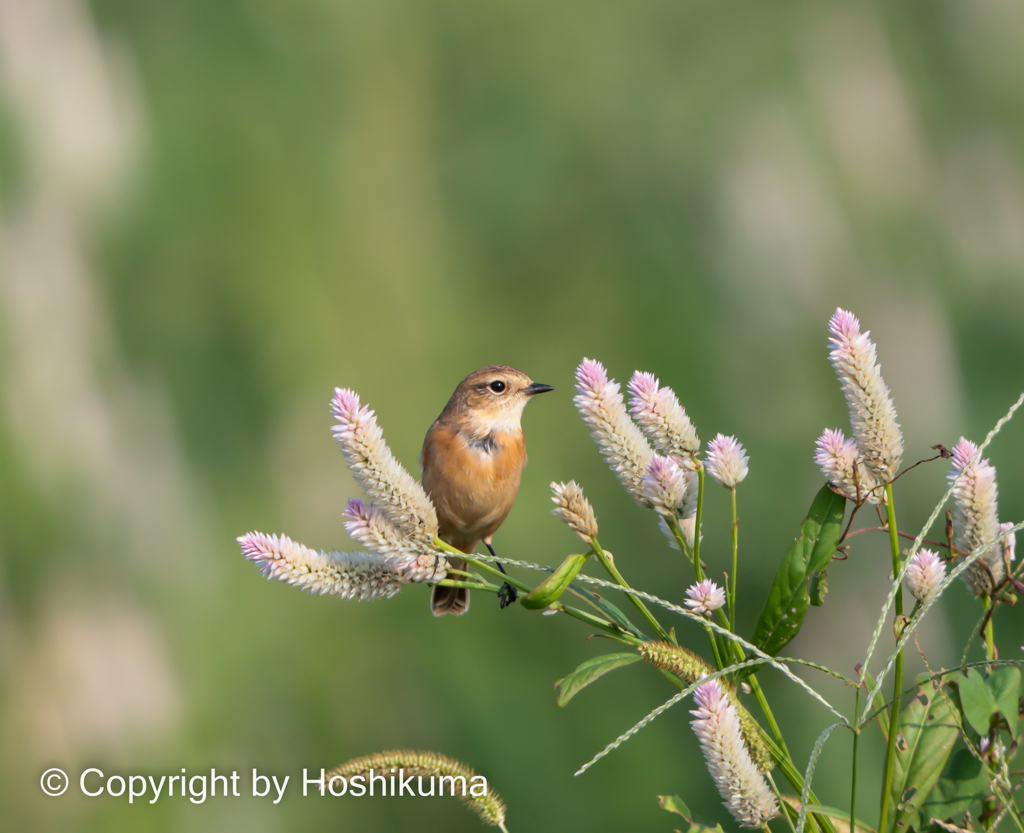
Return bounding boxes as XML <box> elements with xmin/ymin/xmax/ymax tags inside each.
<box><xmin>420</xmin><ymin>366</ymin><xmax>554</xmax><ymax>616</ymax></box>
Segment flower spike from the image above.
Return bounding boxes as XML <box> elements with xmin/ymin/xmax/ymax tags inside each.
<box><xmin>814</xmin><ymin>428</ymin><xmax>884</xmax><ymax>504</ymax></box>
<box><xmin>705</xmin><ymin>434</ymin><xmax>749</xmax><ymax>488</ymax></box>
<box><xmin>550</xmin><ymin>481</ymin><xmax>599</xmax><ymax>544</ymax></box>
<box><xmin>331</xmin><ymin>388</ymin><xmax>438</xmax><ymax>543</ymax></box>
<box><xmin>574</xmin><ymin>359</ymin><xmax>655</xmax><ymax>506</ymax></box>
<box><xmin>690</xmin><ymin>679</ymin><xmax>779</xmax><ymax>827</ymax></box>
<box><xmin>627</xmin><ymin>371</ymin><xmax>700</xmax><ymax>458</ymax></box>
<box><xmin>905</xmin><ymin>549</ymin><xmax>946</xmax><ymax>604</ymax></box>
<box><xmin>239</xmin><ymin>532</ymin><xmax>405</xmax><ymax>600</ymax></box>
<box><xmin>827</xmin><ymin>309</ymin><xmax>903</xmax><ymax>483</ymax></box>
<box><xmin>950</xmin><ymin>438</ymin><xmax>1004</xmax><ymax>596</ymax></box>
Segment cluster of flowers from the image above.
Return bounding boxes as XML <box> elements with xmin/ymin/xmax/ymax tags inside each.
<box><xmin>236</xmin><ymin>308</ymin><xmax>1018</xmax><ymax>830</ymax></box>
<box><xmin>812</xmin><ymin>308</ymin><xmax>1014</xmax><ymax>604</ymax></box>
<box><xmin>238</xmin><ymin>388</ymin><xmax>445</xmax><ymax>601</ymax></box>
<box><xmin>560</xmin><ymin>358</ymin><xmax>773</xmax><ymax>825</ymax></box>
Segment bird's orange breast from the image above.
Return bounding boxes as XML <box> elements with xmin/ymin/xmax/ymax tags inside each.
<box><xmin>420</xmin><ymin>423</ymin><xmax>527</xmax><ymax>550</ymax></box>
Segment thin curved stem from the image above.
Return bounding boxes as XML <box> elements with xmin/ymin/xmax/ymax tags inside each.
<box><xmin>878</xmin><ymin>483</ymin><xmax>904</xmax><ymax>833</ymax></box>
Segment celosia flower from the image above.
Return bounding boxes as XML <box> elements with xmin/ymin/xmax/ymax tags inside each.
<box><xmin>642</xmin><ymin>455</ymin><xmax>697</xmax><ymax>517</ymax></box>
<box><xmin>238</xmin><ymin>531</ymin><xmax>404</xmax><ymax>600</ymax></box>
<box><xmin>322</xmin><ymin>750</ymin><xmax>506</xmax><ymax>828</ymax></box>
<box><xmin>658</xmin><ymin>516</ymin><xmax>697</xmax><ymax>552</ymax></box>
<box><xmin>814</xmin><ymin>428</ymin><xmax>883</xmax><ymax>504</ymax></box>
<box><xmin>574</xmin><ymin>359</ymin><xmax>655</xmax><ymax>506</ymax></box>
<box><xmin>690</xmin><ymin>679</ymin><xmax>779</xmax><ymax>827</ymax></box>
<box><xmin>331</xmin><ymin>389</ymin><xmax>438</xmax><ymax>543</ymax></box>
<box><xmin>950</xmin><ymin>438</ymin><xmax>1004</xmax><ymax>596</ymax></box>
<box><xmin>705</xmin><ymin>434</ymin><xmax>749</xmax><ymax>488</ymax></box>
<box><xmin>550</xmin><ymin>481</ymin><xmax>599</xmax><ymax>543</ymax></box>
<box><xmin>343</xmin><ymin>499</ymin><xmax>447</xmax><ymax>582</ymax></box>
<box><xmin>905</xmin><ymin>549</ymin><xmax>946</xmax><ymax>604</ymax></box>
<box><xmin>344</xmin><ymin>498</ymin><xmax>416</xmax><ymax>560</ymax></box>
<box><xmin>627</xmin><ymin>371</ymin><xmax>700</xmax><ymax>458</ymax></box>
<box><xmin>685</xmin><ymin>579</ymin><xmax>726</xmax><ymax>615</ymax></box>
<box><xmin>639</xmin><ymin>643</ymin><xmax>772</xmax><ymax>772</ymax></box>
<box><xmin>827</xmin><ymin>309</ymin><xmax>903</xmax><ymax>483</ymax></box>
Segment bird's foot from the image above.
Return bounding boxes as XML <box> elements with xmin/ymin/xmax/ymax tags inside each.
<box><xmin>498</xmin><ymin>582</ymin><xmax>518</xmax><ymax>609</ymax></box>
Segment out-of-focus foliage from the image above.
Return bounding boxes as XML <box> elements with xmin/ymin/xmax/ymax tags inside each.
<box><xmin>1</xmin><ymin>0</ymin><xmax>1023</xmax><ymax>830</ymax></box>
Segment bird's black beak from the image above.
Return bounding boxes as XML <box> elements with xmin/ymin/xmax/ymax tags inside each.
<box><xmin>524</xmin><ymin>382</ymin><xmax>555</xmax><ymax>396</ymax></box>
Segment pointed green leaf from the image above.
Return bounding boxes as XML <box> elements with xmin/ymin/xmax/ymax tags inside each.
<box><xmin>890</xmin><ymin>679</ymin><xmax>959</xmax><ymax>832</ymax></box>
<box><xmin>555</xmin><ymin>653</ymin><xmax>641</xmax><ymax>707</ymax></box>
<box><xmin>657</xmin><ymin>795</ymin><xmax>725</xmax><ymax>833</ymax></box>
<box><xmin>957</xmin><ymin>669</ymin><xmax>996</xmax><ymax>736</ymax></box>
<box><xmin>987</xmin><ymin>666</ymin><xmax>1020</xmax><ymax>737</ymax></box>
<box><xmin>804</xmin><ymin>804</ymin><xmax>876</xmax><ymax>833</ymax></box>
<box><xmin>917</xmin><ymin>749</ymin><xmax>989</xmax><ymax>828</ymax></box>
<box><xmin>750</xmin><ymin>486</ymin><xmax>846</xmax><ymax>657</ymax></box>
<box><xmin>570</xmin><ymin>585</ymin><xmax>642</xmax><ymax>638</ymax></box>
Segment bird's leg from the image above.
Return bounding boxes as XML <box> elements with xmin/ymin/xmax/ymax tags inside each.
<box><xmin>485</xmin><ymin>541</ymin><xmax>518</xmax><ymax>609</ymax></box>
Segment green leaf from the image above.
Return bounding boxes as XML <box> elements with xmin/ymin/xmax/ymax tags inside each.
<box><xmin>987</xmin><ymin>666</ymin><xmax>1020</xmax><ymax>737</ymax></box>
<box><xmin>890</xmin><ymin>678</ymin><xmax>959</xmax><ymax>832</ymax></box>
<box><xmin>917</xmin><ymin>749</ymin><xmax>988</xmax><ymax>828</ymax></box>
<box><xmin>657</xmin><ymin>795</ymin><xmax>725</xmax><ymax>833</ymax></box>
<box><xmin>957</xmin><ymin>669</ymin><xmax>996</xmax><ymax>736</ymax></box>
<box><xmin>554</xmin><ymin>653</ymin><xmax>641</xmax><ymax>707</ymax></box>
<box><xmin>570</xmin><ymin>585</ymin><xmax>642</xmax><ymax>638</ymax></box>
<box><xmin>750</xmin><ymin>485</ymin><xmax>846</xmax><ymax>657</ymax></box>
<box><xmin>804</xmin><ymin>804</ymin><xmax>876</xmax><ymax>833</ymax></box>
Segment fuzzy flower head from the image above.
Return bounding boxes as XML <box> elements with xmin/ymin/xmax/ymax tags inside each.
<box><xmin>550</xmin><ymin>481</ymin><xmax>599</xmax><ymax>543</ymax></box>
<box><xmin>685</xmin><ymin>579</ymin><xmax>726</xmax><ymax>615</ymax></box>
<box><xmin>574</xmin><ymin>359</ymin><xmax>655</xmax><ymax>506</ymax></box>
<box><xmin>342</xmin><ymin>499</ymin><xmax>447</xmax><ymax>582</ymax></box>
<box><xmin>690</xmin><ymin>679</ymin><xmax>779</xmax><ymax>827</ymax></box>
<box><xmin>331</xmin><ymin>388</ymin><xmax>438</xmax><ymax>544</ymax></box>
<box><xmin>827</xmin><ymin>309</ymin><xmax>903</xmax><ymax>483</ymax></box>
<box><xmin>642</xmin><ymin>454</ymin><xmax>697</xmax><ymax>518</ymax></box>
<box><xmin>627</xmin><ymin>371</ymin><xmax>700</xmax><ymax>458</ymax></box>
<box><xmin>950</xmin><ymin>438</ymin><xmax>1004</xmax><ymax>596</ymax></box>
<box><xmin>238</xmin><ymin>531</ymin><xmax>406</xmax><ymax>600</ymax></box>
<box><xmin>905</xmin><ymin>549</ymin><xmax>946</xmax><ymax>605</ymax></box>
<box><xmin>814</xmin><ymin>428</ymin><xmax>884</xmax><ymax>504</ymax></box>
<box><xmin>705</xmin><ymin>434</ymin><xmax>749</xmax><ymax>489</ymax></box>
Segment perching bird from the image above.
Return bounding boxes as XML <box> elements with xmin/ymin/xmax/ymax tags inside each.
<box><xmin>420</xmin><ymin>366</ymin><xmax>554</xmax><ymax>616</ymax></box>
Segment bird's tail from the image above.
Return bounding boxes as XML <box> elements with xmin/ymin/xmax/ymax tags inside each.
<box><xmin>430</xmin><ymin>557</ymin><xmax>470</xmax><ymax>616</ymax></box>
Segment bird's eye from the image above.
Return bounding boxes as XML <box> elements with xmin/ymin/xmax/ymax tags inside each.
<box><xmin>488</xmin><ymin>380</ymin><xmax>506</xmax><ymax>393</ymax></box>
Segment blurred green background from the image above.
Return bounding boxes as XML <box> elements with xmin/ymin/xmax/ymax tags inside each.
<box><xmin>1</xmin><ymin>0</ymin><xmax>1023</xmax><ymax>830</ymax></box>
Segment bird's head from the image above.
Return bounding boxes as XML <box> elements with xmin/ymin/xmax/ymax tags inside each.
<box><xmin>443</xmin><ymin>366</ymin><xmax>554</xmax><ymax>435</ymax></box>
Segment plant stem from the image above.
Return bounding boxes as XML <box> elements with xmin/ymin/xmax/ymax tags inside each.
<box><xmin>730</xmin><ymin>486</ymin><xmax>739</xmax><ymax>632</ymax></box>
<box><xmin>693</xmin><ymin>464</ymin><xmax>706</xmax><ymax>581</ymax></box>
<box><xmin>983</xmin><ymin>597</ymin><xmax>996</xmax><ymax>662</ymax></box>
<box><xmin>591</xmin><ymin>538</ymin><xmax>671</xmax><ymax>641</ymax></box>
<box><xmin>851</xmin><ymin>687</ymin><xmax>860</xmax><ymax>833</ymax></box>
<box><xmin>878</xmin><ymin>484</ymin><xmax>904</xmax><ymax>833</ymax></box>
<box><xmin>748</xmin><ymin>672</ymin><xmax>791</xmax><ymax>758</ymax></box>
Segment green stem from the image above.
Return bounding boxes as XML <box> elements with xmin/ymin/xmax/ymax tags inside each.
<box><xmin>730</xmin><ymin>486</ymin><xmax>739</xmax><ymax>633</ymax></box>
<box><xmin>748</xmin><ymin>672</ymin><xmax>791</xmax><ymax>758</ymax></box>
<box><xmin>983</xmin><ymin>597</ymin><xmax>995</xmax><ymax>662</ymax></box>
<box><xmin>436</xmin><ymin>578</ymin><xmax>500</xmax><ymax>591</ymax></box>
<box><xmin>692</xmin><ymin>464</ymin><xmax>706</xmax><ymax>581</ymax></box>
<box><xmin>591</xmin><ymin>538</ymin><xmax>671</xmax><ymax>641</ymax></box>
<box><xmin>878</xmin><ymin>483</ymin><xmax>904</xmax><ymax>833</ymax></box>
<box><xmin>434</xmin><ymin>538</ymin><xmax>534</xmax><ymax>593</ymax></box>
<box><xmin>851</xmin><ymin>687</ymin><xmax>860</xmax><ymax>833</ymax></box>
<box><xmin>555</xmin><ymin>602</ymin><xmax>633</xmax><ymax>638</ymax></box>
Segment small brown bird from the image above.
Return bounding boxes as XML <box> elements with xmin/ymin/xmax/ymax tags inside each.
<box><xmin>421</xmin><ymin>366</ymin><xmax>554</xmax><ymax>616</ymax></box>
